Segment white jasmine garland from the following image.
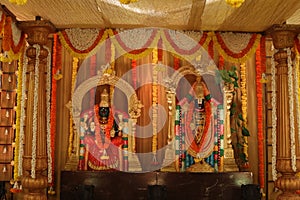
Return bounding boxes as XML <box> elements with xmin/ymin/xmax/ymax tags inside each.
<box><xmin>271</xmin><ymin>50</ymin><xmax>277</xmax><ymax>181</ymax></box>
<box><xmin>287</xmin><ymin>48</ymin><xmax>297</xmax><ymax>172</ymax></box>
<box><xmin>44</xmin><ymin>46</ymin><xmax>52</xmax><ymax>184</ymax></box>
<box><xmin>31</xmin><ymin>44</ymin><xmax>40</xmax><ymax>179</ymax></box>
<box><xmin>295</xmin><ymin>54</ymin><xmax>300</xmax><ymax>147</ymax></box>
<box><xmin>18</xmin><ymin>51</ymin><xmax>28</xmax><ymax>178</ymax></box>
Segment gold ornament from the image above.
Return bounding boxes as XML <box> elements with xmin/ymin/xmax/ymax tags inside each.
<box><xmin>225</xmin><ymin>0</ymin><xmax>245</xmax><ymax>8</ymax></box>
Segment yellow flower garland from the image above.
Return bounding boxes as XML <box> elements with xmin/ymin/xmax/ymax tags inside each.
<box><xmin>13</xmin><ymin>53</ymin><xmax>24</xmax><ymax>181</ymax></box>
<box><xmin>152</xmin><ymin>49</ymin><xmax>158</xmax><ymax>154</ymax></box>
<box><xmin>68</xmin><ymin>57</ymin><xmax>79</xmax><ymax>157</ymax></box>
<box><xmin>240</xmin><ymin>63</ymin><xmax>248</xmax><ymax>161</ymax></box>
<box><xmin>8</xmin><ymin>0</ymin><xmax>27</xmax><ymax>5</ymax></box>
<box><xmin>212</xmin><ymin>32</ymin><xmax>261</xmax><ymax>63</ymax></box>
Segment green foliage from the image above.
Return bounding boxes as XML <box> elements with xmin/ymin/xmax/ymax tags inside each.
<box><xmin>218</xmin><ymin>66</ymin><xmax>250</xmax><ymax>166</ymax></box>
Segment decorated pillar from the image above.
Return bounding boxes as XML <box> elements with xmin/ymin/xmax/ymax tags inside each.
<box><xmin>18</xmin><ymin>19</ymin><xmax>55</xmax><ymax>199</ymax></box>
<box><xmin>269</xmin><ymin>24</ymin><xmax>300</xmax><ymax>200</ymax></box>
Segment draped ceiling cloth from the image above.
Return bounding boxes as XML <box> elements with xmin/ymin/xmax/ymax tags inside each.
<box><xmin>1</xmin><ymin>0</ymin><xmax>300</xmax><ymax>32</ymax></box>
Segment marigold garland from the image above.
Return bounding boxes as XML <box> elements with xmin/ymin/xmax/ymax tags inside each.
<box><xmin>214</xmin><ymin>32</ymin><xmax>261</xmax><ymax>63</ymax></box>
<box><xmin>58</xmin><ymin>29</ymin><xmax>113</xmax><ymax>59</ymax></box>
<box><xmin>0</xmin><ymin>12</ymin><xmax>5</xmax><ymax>33</ymax></box>
<box><xmin>152</xmin><ymin>49</ymin><xmax>158</xmax><ymax>161</ymax></box>
<box><xmin>240</xmin><ymin>62</ymin><xmax>248</xmax><ymax>167</ymax></box>
<box><xmin>255</xmin><ymin>44</ymin><xmax>264</xmax><ymax>189</ymax></box>
<box><xmin>49</xmin><ymin>33</ymin><xmax>61</xmax><ymax>190</ymax></box>
<box><xmin>112</xmin><ymin>29</ymin><xmax>160</xmax><ymax>60</ymax></box>
<box><xmin>13</xmin><ymin>52</ymin><xmax>24</xmax><ymax>182</ymax></box>
<box><xmin>8</xmin><ymin>0</ymin><xmax>27</xmax><ymax>5</ymax></box>
<box><xmin>68</xmin><ymin>57</ymin><xmax>79</xmax><ymax>157</ymax></box>
<box><xmin>3</xmin><ymin>16</ymin><xmax>12</xmax><ymax>52</ymax></box>
<box><xmin>0</xmin><ymin>13</ymin><xmax>26</xmax><ymax>63</ymax></box>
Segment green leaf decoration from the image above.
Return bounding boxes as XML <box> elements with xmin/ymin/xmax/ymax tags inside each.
<box><xmin>239</xmin><ymin>152</ymin><xmax>247</xmax><ymax>161</ymax></box>
<box><xmin>238</xmin><ymin>113</ymin><xmax>244</xmax><ymax>121</ymax></box>
<box><xmin>236</xmin><ymin>143</ymin><xmax>243</xmax><ymax>149</ymax></box>
<box><xmin>242</xmin><ymin>127</ymin><xmax>250</xmax><ymax>136</ymax></box>
<box><xmin>231</xmin><ymin>128</ymin><xmax>237</xmax><ymax>133</ymax></box>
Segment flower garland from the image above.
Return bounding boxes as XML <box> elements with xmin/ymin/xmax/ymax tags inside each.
<box><xmin>240</xmin><ymin>62</ymin><xmax>248</xmax><ymax>167</ymax></box>
<box><xmin>255</xmin><ymin>43</ymin><xmax>264</xmax><ymax>188</ymax></box>
<box><xmin>49</xmin><ymin>34</ymin><xmax>61</xmax><ymax>189</ymax></box>
<box><xmin>295</xmin><ymin>50</ymin><xmax>300</xmax><ymax>158</ymax></box>
<box><xmin>58</xmin><ymin>29</ymin><xmax>113</xmax><ymax>59</ymax></box>
<box><xmin>162</xmin><ymin>30</ymin><xmax>209</xmax><ymax>56</ymax></box>
<box><xmin>271</xmin><ymin>49</ymin><xmax>277</xmax><ymax>181</ymax></box>
<box><xmin>0</xmin><ymin>12</ymin><xmax>5</xmax><ymax>33</ymax></box>
<box><xmin>213</xmin><ymin>32</ymin><xmax>261</xmax><ymax>63</ymax></box>
<box><xmin>1</xmin><ymin>15</ymin><xmax>26</xmax><ymax>62</ymax></box>
<box><xmin>287</xmin><ymin>48</ymin><xmax>297</xmax><ymax>172</ymax></box>
<box><xmin>8</xmin><ymin>0</ymin><xmax>27</xmax><ymax>5</ymax></box>
<box><xmin>112</xmin><ymin>28</ymin><xmax>159</xmax><ymax>60</ymax></box>
<box><xmin>31</xmin><ymin>44</ymin><xmax>41</xmax><ymax>179</ymax></box>
<box><xmin>68</xmin><ymin>57</ymin><xmax>79</xmax><ymax>157</ymax></box>
<box><xmin>152</xmin><ymin>48</ymin><xmax>158</xmax><ymax>164</ymax></box>
<box><xmin>131</xmin><ymin>59</ymin><xmax>137</xmax><ymax>90</ymax></box>
<box><xmin>13</xmin><ymin>52</ymin><xmax>25</xmax><ymax>183</ymax></box>
<box><xmin>44</xmin><ymin>45</ymin><xmax>53</xmax><ymax>190</ymax></box>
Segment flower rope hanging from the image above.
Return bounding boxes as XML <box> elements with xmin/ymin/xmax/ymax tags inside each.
<box><xmin>213</xmin><ymin>32</ymin><xmax>261</xmax><ymax>63</ymax></box>
<box><xmin>0</xmin><ymin>15</ymin><xmax>26</xmax><ymax>62</ymax></box>
<box><xmin>112</xmin><ymin>28</ymin><xmax>160</xmax><ymax>60</ymax></box>
<box><xmin>12</xmin><ymin>52</ymin><xmax>25</xmax><ymax>190</ymax></box>
<box><xmin>240</xmin><ymin>62</ymin><xmax>249</xmax><ymax>167</ymax></box>
<box><xmin>287</xmin><ymin>48</ymin><xmax>297</xmax><ymax>172</ymax></box>
<box><xmin>271</xmin><ymin>48</ymin><xmax>277</xmax><ymax>181</ymax></box>
<box><xmin>255</xmin><ymin>43</ymin><xmax>264</xmax><ymax>189</ymax></box>
<box><xmin>152</xmin><ymin>48</ymin><xmax>158</xmax><ymax>165</ymax></box>
<box><xmin>161</xmin><ymin>30</ymin><xmax>209</xmax><ymax>60</ymax></box>
<box><xmin>68</xmin><ymin>57</ymin><xmax>79</xmax><ymax>157</ymax></box>
<box><xmin>58</xmin><ymin>28</ymin><xmax>113</xmax><ymax>59</ymax></box>
<box><xmin>31</xmin><ymin>44</ymin><xmax>41</xmax><ymax>179</ymax></box>
<box><xmin>295</xmin><ymin>50</ymin><xmax>300</xmax><ymax>150</ymax></box>
<box><xmin>44</xmin><ymin>45</ymin><xmax>54</xmax><ymax>193</ymax></box>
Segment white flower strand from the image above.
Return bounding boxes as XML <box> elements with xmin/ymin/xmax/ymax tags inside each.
<box><xmin>18</xmin><ymin>51</ymin><xmax>28</xmax><ymax>178</ymax></box>
<box><xmin>18</xmin><ymin>50</ymin><xmax>28</xmax><ymax>177</ymax></box>
<box><xmin>295</xmin><ymin>54</ymin><xmax>300</xmax><ymax>146</ymax></box>
<box><xmin>271</xmin><ymin>49</ymin><xmax>277</xmax><ymax>181</ymax></box>
<box><xmin>287</xmin><ymin>48</ymin><xmax>297</xmax><ymax>172</ymax></box>
<box><xmin>44</xmin><ymin>46</ymin><xmax>52</xmax><ymax>184</ymax></box>
<box><xmin>31</xmin><ymin>44</ymin><xmax>41</xmax><ymax>179</ymax></box>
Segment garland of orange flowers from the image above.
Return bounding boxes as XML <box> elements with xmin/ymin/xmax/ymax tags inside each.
<box><xmin>113</xmin><ymin>29</ymin><xmax>159</xmax><ymax>60</ymax></box>
<box><xmin>58</xmin><ymin>29</ymin><xmax>113</xmax><ymax>59</ymax></box>
<box><xmin>3</xmin><ymin>16</ymin><xmax>12</xmax><ymax>52</ymax></box>
<box><xmin>213</xmin><ymin>32</ymin><xmax>261</xmax><ymax>63</ymax></box>
<box><xmin>0</xmin><ymin>12</ymin><xmax>5</xmax><ymax>33</ymax></box>
<box><xmin>131</xmin><ymin>59</ymin><xmax>137</xmax><ymax>89</ymax></box>
<box><xmin>255</xmin><ymin>43</ymin><xmax>264</xmax><ymax>189</ymax></box>
<box><xmin>48</xmin><ymin>34</ymin><xmax>61</xmax><ymax>193</ymax></box>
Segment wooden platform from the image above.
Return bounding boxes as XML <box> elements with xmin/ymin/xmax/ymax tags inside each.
<box><xmin>60</xmin><ymin>171</ymin><xmax>253</xmax><ymax>200</ymax></box>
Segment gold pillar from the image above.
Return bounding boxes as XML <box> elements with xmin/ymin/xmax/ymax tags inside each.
<box><xmin>18</xmin><ymin>19</ymin><xmax>55</xmax><ymax>200</ymax></box>
<box><xmin>269</xmin><ymin>24</ymin><xmax>300</xmax><ymax>200</ymax></box>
